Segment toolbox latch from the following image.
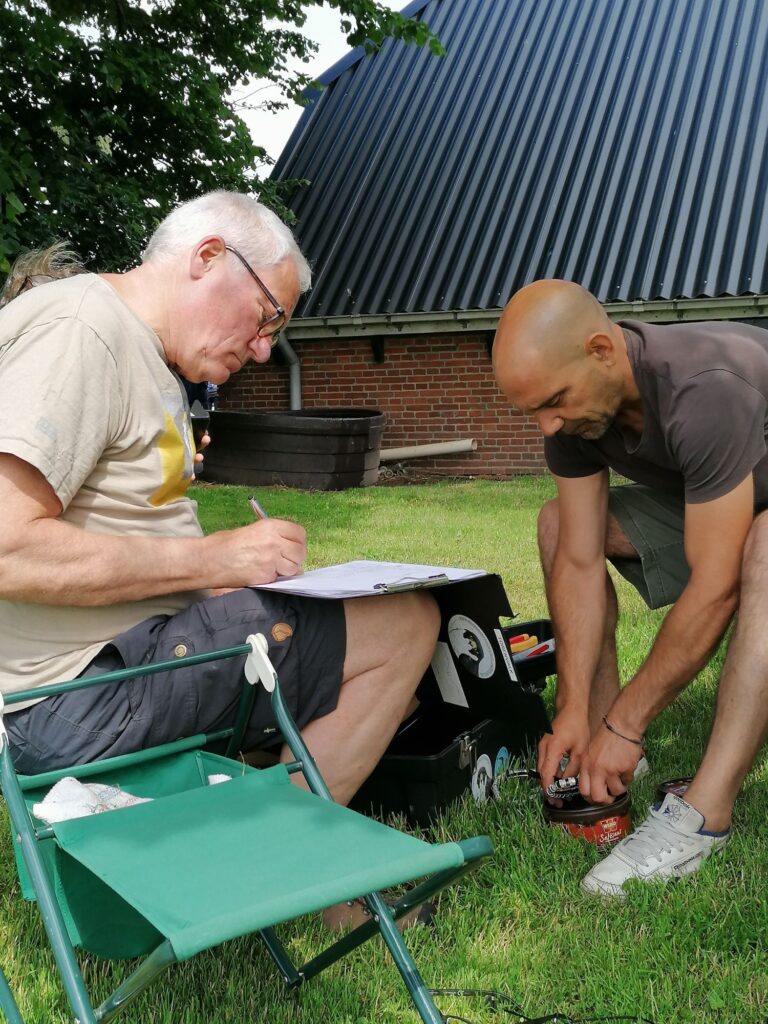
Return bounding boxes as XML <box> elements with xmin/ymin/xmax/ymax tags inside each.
<box><xmin>458</xmin><ymin>733</ymin><xmax>476</xmax><ymax>770</ymax></box>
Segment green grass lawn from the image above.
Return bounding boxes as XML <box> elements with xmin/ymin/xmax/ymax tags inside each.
<box><xmin>2</xmin><ymin>478</ymin><xmax>766</xmax><ymax>1023</ymax></box>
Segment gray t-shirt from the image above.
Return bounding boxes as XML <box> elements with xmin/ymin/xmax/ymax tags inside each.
<box><xmin>545</xmin><ymin>319</ymin><xmax>768</xmax><ymax>509</ymax></box>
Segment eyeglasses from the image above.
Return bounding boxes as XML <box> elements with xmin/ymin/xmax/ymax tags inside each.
<box><xmin>224</xmin><ymin>244</ymin><xmax>286</xmax><ymax>346</ymax></box>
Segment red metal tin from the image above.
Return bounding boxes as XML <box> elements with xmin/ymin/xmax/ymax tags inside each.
<box><xmin>543</xmin><ymin>792</ymin><xmax>632</xmax><ymax>847</ymax></box>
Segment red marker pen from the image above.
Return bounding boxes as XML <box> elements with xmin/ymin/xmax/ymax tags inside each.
<box><xmin>525</xmin><ymin>640</ymin><xmax>555</xmax><ymax>657</ymax></box>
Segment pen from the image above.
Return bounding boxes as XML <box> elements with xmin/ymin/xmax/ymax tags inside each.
<box><xmin>248</xmin><ymin>495</ymin><xmax>269</xmax><ymax>520</ymax></box>
<box><xmin>524</xmin><ymin>640</ymin><xmax>556</xmax><ymax>658</ymax></box>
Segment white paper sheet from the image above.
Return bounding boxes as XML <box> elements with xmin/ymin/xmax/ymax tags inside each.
<box><xmin>430</xmin><ymin>641</ymin><xmax>469</xmax><ymax>707</ymax></box>
<box><xmin>251</xmin><ymin>560</ymin><xmax>487</xmax><ymax>600</ymax></box>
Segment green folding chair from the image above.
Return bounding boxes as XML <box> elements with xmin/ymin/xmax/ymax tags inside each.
<box><xmin>0</xmin><ymin>633</ymin><xmax>492</xmax><ymax>1023</ymax></box>
<box><xmin>0</xmin><ymin>965</ymin><xmax>22</xmax><ymax>1024</ymax></box>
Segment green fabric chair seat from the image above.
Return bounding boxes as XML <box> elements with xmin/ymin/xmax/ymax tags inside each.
<box><xmin>49</xmin><ymin>762</ymin><xmax>465</xmax><ymax>962</ymax></box>
<box><xmin>1</xmin><ymin>638</ymin><xmax>492</xmax><ymax>1024</ymax></box>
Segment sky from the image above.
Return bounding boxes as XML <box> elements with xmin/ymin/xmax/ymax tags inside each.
<box><xmin>235</xmin><ymin>1</ymin><xmax>405</xmax><ymax>165</ymax></box>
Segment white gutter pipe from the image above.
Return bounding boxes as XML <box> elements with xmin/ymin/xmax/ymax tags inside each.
<box><xmin>379</xmin><ymin>439</ymin><xmax>477</xmax><ymax>462</ymax></box>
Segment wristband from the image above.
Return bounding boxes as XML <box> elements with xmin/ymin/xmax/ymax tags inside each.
<box><xmin>602</xmin><ymin>715</ymin><xmax>645</xmax><ymax>747</ymax></box>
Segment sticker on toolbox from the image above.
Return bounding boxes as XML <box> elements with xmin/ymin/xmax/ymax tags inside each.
<box><xmin>447</xmin><ymin>615</ymin><xmax>496</xmax><ymax>679</ymax></box>
<box><xmin>429</xmin><ymin>642</ymin><xmax>469</xmax><ymax>708</ymax></box>
<box><xmin>492</xmin><ymin>746</ymin><xmax>511</xmax><ymax>799</ymax></box>
<box><xmin>494</xmin><ymin>746</ymin><xmax>511</xmax><ymax>779</ymax></box>
<box><xmin>494</xmin><ymin>627</ymin><xmax>518</xmax><ymax>682</ymax></box>
<box><xmin>471</xmin><ymin>754</ymin><xmax>494</xmax><ymax>805</ymax></box>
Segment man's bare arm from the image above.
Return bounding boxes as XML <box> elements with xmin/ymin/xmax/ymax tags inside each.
<box><xmin>580</xmin><ymin>475</ymin><xmax>754</xmax><ymax>803</ymax></box>
<box><xmin>608</xmin><ymin>475</ymin><xmax>753</xmax><ymax>736</ymax></box>
<box><xmin>0</xmin><ymin>454</ymin><xmax>307</xmax><ymax>605</ymax></box>
<box><xmin>537</xmin><ymin>470</ymin><xmax>610</xmax><ymax>788</ymax></box>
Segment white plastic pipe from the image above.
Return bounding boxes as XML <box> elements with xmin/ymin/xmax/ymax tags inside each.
<box><xmin>379</xmin><ymin>439</ymin><xmax>477</xmax><ymax>462</ymax></box>
<box><xmin>274</xmin><ymin>331</ymin><xmax>302</xmax><ymax>410</ymax></box>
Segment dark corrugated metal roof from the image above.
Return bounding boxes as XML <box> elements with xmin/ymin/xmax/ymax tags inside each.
<box><xmin>273</xmin><ymin>0</ymin><xmax>768</xmax><ymax>317</ymax></box>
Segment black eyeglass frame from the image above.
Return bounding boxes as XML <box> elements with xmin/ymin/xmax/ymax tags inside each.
<box><xmin>224</xmin><ymin>244</ymin><xmax>286</xmax><ymax>345</ymax></box>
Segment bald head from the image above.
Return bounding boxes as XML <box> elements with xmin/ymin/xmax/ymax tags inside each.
<box><xmin>493</xmin><ymin>280</ymin><xmax>612</xmax><ymax>383</ymax></box>
<box><xmin>492</xmin><ymin>280</ymin><xmax>632</xmax><ymax>440</ymax></box>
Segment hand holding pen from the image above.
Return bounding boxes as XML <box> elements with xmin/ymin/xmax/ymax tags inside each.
<box><xmin>244</xmin><ymin>494</ymin><xmax>306</xmax><ymax>581</ymax></box>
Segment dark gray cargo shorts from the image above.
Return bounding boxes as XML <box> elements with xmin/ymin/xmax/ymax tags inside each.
<box><xmin>6</xmin><ymin>588</ymin><xmax>346</xmax><ymax>775</ymax></box>
<box><xmin>608</xmin><ymin>484</ymin><xmax>688</xmax><ymax>609</ymax></box>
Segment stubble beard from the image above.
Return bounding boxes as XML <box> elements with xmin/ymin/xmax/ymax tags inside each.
<box><xmin>577</xmin><ymin>415</ymin><xmax>613</xmax><ymax>440</ymax></box>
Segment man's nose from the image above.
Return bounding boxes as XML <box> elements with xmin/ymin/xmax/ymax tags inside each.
<box><xmin>534</xmin><ymin>410</ymin><xmax>564</xmax><ymax>436</ymax></box>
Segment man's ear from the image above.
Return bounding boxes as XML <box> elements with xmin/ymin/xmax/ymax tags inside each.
<box><xmin>189</xmin><ymin>236</ymin><xmax>226</xmax><ymax>280</ymax></box>
<box><xmin>585</xmin><ymin>331</ymin><xmax>615</xmax><ymax>365</ymax></box>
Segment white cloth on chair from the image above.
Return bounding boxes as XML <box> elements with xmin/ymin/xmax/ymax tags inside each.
<box><xmin>32</xmin><ymin>776</ymin><xmax>152</xmax><ymax>824</ymax></box>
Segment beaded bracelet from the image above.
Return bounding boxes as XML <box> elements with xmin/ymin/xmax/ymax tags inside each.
<box><xmin>602</xmin><ymin>715</ymin><xmax>645</xmax><ymax>747</ymax></box>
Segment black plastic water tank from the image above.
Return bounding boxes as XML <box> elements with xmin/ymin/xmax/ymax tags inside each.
<box><xmin>203</xmin><ymin>408</ymin><xmax>387</xmax><ymax>490</ymax></box>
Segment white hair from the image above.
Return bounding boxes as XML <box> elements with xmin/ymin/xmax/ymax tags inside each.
<box><xmin>142</xmin><ymin>190</ymin><xmax>311</xmax><ymax>292</ymax></box>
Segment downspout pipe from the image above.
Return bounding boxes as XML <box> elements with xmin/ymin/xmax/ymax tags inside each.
<box><xmin>275</xmin><ymin>331</ymin><xmax>302</xmax><ymax>410</ymax></box>
<box><xmin>379</xmin><ymin>439</ymin><xmax>477</xmax><ymax>462</ymax></box>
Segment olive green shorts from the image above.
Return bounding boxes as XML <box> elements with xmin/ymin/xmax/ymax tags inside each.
<box><xmin>608</xmin><ymin>484</ymin><xmax>688</xmax><ymax>609</ymax></box>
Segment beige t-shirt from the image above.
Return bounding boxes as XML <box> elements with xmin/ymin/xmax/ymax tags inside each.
<box><xmin>0</xmin><ymin>274</ymin><xmax>206</xmax><ymax>708</ymax></box>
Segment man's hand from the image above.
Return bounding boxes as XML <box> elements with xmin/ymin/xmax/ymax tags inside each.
<box><xmin>213</xmin><ymin>518</ymin><xmax>307</xmax><ymax>585</ymax></box>
<box><xmin>538</xmin><ymin>706</ymin><xmax>591</xmax><ymax>796</ymax></box>
<box><xmin>193</xmin><ymin>431</ymin><xmax>210</xmax><ymax>474</ymax></box>
<box><xmin>578</xmin><ymin>721</ymin><xmax>641</xmax><ymax>804</ymax></box>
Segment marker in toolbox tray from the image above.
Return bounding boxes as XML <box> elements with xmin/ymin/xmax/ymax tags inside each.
<box><xmin>521</xmin><ymin>638</ymin><xmax>556</xmax><ymax>658</ymax></box>
<box><xmin>508</xmin><ymin>634</ymin><xmax>538</xmax><ymax>653</ymax></box>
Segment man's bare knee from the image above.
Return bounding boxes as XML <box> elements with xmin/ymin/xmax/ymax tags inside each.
<box><xmin>741</xmin><ymin>510</ymin><xmax>768</xmax><ymax>585</ymax></box>
<box><xmin>342</xmin><ymin>591</ymin><xmax>439</xmax><ymax>682</ymax></box>
<box><xmin>604</xmin><ymin>513</ymin><xmax>638</xmax><ymax>559</ymax></box>
<box><xmin>538</xmin><ymin>498</ymin><xmax>637</xmax><ymax>568</ymax></box>
<box><xmin>389</xmin><ymin>590</ymin><xmax>440</xmax><ymax>650</ymax></box>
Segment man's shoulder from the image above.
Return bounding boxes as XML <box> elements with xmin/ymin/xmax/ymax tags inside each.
<box><xmin>1</xmin><ymin>275</ymin><xmax>155</xmax><ymax>360</ymax></box>
<box><xmin>622</xmin><ymin>319</ymin><xmax>768</xmax><ymax>392</ymax></box>
<box><xmin>621</xmin><ymin>318</ymin><xmax>768</xmax><ymax>357</ymax></box>
<box><xmin>2</xmin><ymin>273</ymin><xmax>99</xmax><ymax>323</ymax></box>
<box><xmin>1</xmin><ymin>274</ymin><xmax>114</xmax><ymax>342</ymax></box>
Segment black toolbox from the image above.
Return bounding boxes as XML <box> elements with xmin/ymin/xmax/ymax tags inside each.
<box><xmin>350</xmin><ymin>575</ymin><xmax>555</xmax><ymax>825</ymax></box>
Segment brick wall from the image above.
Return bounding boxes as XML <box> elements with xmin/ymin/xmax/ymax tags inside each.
<box><xmin>218</xmin><ymin>333</ymin><xmax>546</xmax><ymax>478</ymax></box>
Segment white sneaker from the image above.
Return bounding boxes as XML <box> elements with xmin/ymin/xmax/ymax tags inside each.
<box><xmin>581</xmin><ymin>793</ymin><xmax>730</xmax><ymax>898</ymax></box>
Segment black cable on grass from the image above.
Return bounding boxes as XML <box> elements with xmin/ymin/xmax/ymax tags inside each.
<box><xmin>429</xmin><ymin>988</ymin><xmax>656</xmax><ymax>1024</ymax></box>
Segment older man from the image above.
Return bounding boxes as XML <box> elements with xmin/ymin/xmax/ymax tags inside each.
<box><xmin>493</xmin><ymin>278</ymin><xmax>768</xmax><ymax>897</ymax></box>
<box><xmin>0</xmin><ymin>191</ymin><xmax>439</xmax><ymax>821</ymax></box>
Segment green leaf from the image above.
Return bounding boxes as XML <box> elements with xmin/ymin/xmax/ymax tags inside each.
<box><xmin>0</xmin><ymin>0</ymin><xmax>441</xmax><ymax>267</ymax></box>
<box><xmin>5</xmin><ymin>192</ymin><xmax>25</xmax><ymax>214</ymax></box>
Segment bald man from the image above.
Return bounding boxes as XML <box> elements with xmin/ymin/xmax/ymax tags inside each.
<box><xmin>493</xmin><ymin>279</ymin><xmax>768</xmax><ymax>897</ymax></box>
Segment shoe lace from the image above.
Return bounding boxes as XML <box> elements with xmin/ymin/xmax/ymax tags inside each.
<box><xmin>618</xmin><ymin>807</ymin><xmax>691</xmax><ymax>867</ymax></box>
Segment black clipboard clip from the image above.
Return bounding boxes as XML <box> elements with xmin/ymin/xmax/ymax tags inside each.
<box><xmin>373</xmin><ymin>573</ymin><xmax>451</xmax><ymax>594</ymax></box>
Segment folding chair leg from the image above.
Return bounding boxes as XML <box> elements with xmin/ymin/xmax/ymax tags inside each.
<box><xmin>1</xmin><ymin>747</ymin><xmax>97</xmax><ymax>1024</ymax></box>
<box><xmin>259</xmin><ymin>928</ymin><xmax>302</xmax><ymax>986</ymax></box>
<box><xmin>364</xmin><ymin>891</ymin><xmax>444</xmax><ymax>1024</ymax></box>
<box><xmin>0</xmin><ymin>965</ymin><xmax>24</xmax><ymax>1024</ymax></box>
<box><xmin>94</xmin><ymin>941</ymin><xmax>177</xmax><ymax>1024</ymax></box>
<box><xmin>299</xmin><ymin>853</ymin><xmax>484</xmax><ymax>979</ymax></box>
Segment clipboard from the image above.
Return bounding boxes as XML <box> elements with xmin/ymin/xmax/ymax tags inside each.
<box><xmin>251</xmin><ymin>561</ymin><xmax>487</xmax><ymax>600</ymax></box>
<box><xmin>373</xmin><ymin>573</ymin><xmax>450</xmax><ymax>593</ymax></box>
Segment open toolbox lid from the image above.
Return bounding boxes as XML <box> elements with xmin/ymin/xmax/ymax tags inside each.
<box><xmin>417</xmin><ymin>574</ymin><xmax>556</xmax><ymax>721</ymax></box>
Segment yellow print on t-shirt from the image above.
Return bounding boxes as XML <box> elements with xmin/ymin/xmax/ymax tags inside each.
<box><xmin>148</xmin><ymin>401</ymin><xmax>195</xmax><ymax>507</ymax></box>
